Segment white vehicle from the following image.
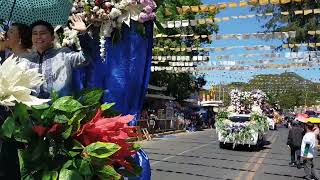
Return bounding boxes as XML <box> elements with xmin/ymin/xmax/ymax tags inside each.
<box><xmin>218</xmin><ymin>114</ymin><xmax>265</xmax><ymax>149</ymax></box>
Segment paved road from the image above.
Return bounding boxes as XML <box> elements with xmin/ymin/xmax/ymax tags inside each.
<box><xmin>139</xmin><ymin>127</ymin><xmax>320</xmax><ymax>180</ymax></box>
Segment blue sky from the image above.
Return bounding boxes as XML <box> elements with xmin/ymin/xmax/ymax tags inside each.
<box><xmin>200</xmin><ymin>0</ymin><xmax>320</xmax><ymax>89</ymax></box>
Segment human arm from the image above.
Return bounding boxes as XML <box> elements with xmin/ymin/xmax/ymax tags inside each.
<box><xmin>66</xmin><ymin>15</ymin><xmax>94</xmax><ymax>68</ymax></box>
<box><xmin>0</xmin><ymin>32</ymin><xmax>7</xmax><ymax>51</ymax></box>
<box><xmin>287</xmin><ymin>129</ymin><xmax>293</xmax><ymax>145</ymax></box>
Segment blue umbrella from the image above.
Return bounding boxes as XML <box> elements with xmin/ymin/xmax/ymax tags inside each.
<box><xmin>0</xmin><ymin>0</ymin><xmax>72</xmax><ymax>26</ymax></box>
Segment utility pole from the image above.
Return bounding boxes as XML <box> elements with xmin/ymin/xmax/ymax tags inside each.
<box><xmin>304</xmin><ymin>80</ymin><xmax>308</xmax><ymax>108</ymax></box>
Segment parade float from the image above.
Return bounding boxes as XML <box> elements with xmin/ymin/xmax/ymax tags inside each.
<box><xmin>215</xmin><ymin>89</ymin><xmax>269</xmax><ymax>149</ymax></box>
<box><xmin>0</xmin><ymin>56</ymin><xmax>142</xmax><ymax>179</ymax></box>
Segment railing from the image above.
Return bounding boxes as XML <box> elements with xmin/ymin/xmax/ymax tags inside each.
<box><xmin>137</xmin><ymin>118</ymin><xmax>186</xmax><ymax>136</ymax></box>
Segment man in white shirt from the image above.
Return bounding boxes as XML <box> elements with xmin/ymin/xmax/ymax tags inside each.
<box><xmin>301</xmin><ymin>123</ymin><xmax>319</xmax><ymax>180</ymax></box>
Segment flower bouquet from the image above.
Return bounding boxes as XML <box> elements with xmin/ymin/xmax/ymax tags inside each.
<box><xmin>0</xmin><ymin>57</ymin><xmax>142</xmax><ymax>180</ymax></box>
<box><xmin>56</xmin><ymin>0</ymin><xmax>158</xmax><ymax>58</ymax></box>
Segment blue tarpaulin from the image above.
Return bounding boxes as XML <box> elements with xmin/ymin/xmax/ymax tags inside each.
<box><xmin>73</xmin><ymin>22</ymin><xmax>153</xmax><ymax>180</ymax></box>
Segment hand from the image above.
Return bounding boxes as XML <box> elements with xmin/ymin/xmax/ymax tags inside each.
<box><xmin>69</xmin><ymin>14</ymin><xmax>87</xmax><ymax>33</ymax></box>
<box><xmin>287</xmin><ymin>145</ymin><xmax>291</xmax><ymax>149</ymax></box>
<box><xmin>0</xmin><ymin>32</ymin><xmax>7</xmax><ymax>51</ymax></box>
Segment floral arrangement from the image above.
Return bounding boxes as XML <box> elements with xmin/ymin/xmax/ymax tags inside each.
<box><xmin>0</xmin><ymin>56</ymin><xmax>50</xmax><ymax>106</ymax></box>
<box><xmin>228</xmin><ymin>89</ymin><xmax>267</xmax><ymax>114</ymax></box>
<box><xmin>0</xmin><ymin>56</ymin><xmax>142</xmax><ymax>180</ymax></box>
<box><xmin>56</xmin><ymin>0</ymin><xmax>157</xmax><ymax>59</ymax></box>
<box><xmin>215</xmin><ymin>112</ymin><xmax>269</xmax><ymax>147</ymax></box>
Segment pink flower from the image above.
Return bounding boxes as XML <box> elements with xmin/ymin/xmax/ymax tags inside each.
<box><xmin>138</xmin><ymin>12</ymin><xmax>149</xmax><ymax>23</ymax></box>
<box><xmin>143</xmin><ymin>5</ymin><xmax>153</xmax><ymax>13</ymax></box>
<box><xmin>139</xmin><ymin>0</ymin><xmax>157</xmax><ymax>9</ymax></box>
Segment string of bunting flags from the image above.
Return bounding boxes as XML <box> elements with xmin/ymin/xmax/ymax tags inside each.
<box><xmin>163</xmin><ymin>0</ymin><xmax>305</xmax><ymax>16</ymax></box>
<box><xmin>152</xmin><ymin>55</ymin><xmax>210</xmax><ymax>61</ymax></box>
<box><xmin>151</xmin><ymin>62</ymin><xmax>319</xmax><ymax>72</ymax></box>
<box><xmin>152</xmin><ymin>52</ymin><xmax>319</xmax><ymax>61</ymax></box>
<box><xmin>152</xmin><ymin>58</ymin><xmax>320</xmax><ymax>67</ymax></box>
<box><xmin>214</xmin><ymin>51</ymin><xmax>320</xmax><ymax>60</ymax></box>
<box><xmin>160</xmin><ymin>9</ymin><xmax>320</xmax><ymax>28</ymax></box>
<box><xmin>153</xmin><ymin>43</ymin><xmax>320</xmax><ymax>53</ymax></box>
<box><xmin>196</xmin><ymin>63</ymin><xmax>318</xmax><ymax>71</ymax></box>
<box><xmin>154</xmin><ymin>31</ymin><xmax>297</xmax><ymax>40</ymax></box>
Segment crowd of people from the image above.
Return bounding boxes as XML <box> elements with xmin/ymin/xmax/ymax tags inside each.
<box><xmin>287</xmin><ymin>121</ymin><xmax>320</xmax><ymax>180</ymax></box>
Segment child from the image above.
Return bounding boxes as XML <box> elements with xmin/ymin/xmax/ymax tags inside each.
<box><xmin>301</xmin><ymin>123</ymin><xmax>319</xmax><ymax>180</ymax></box>
<box><xmin>287</xmin><ymin>120</ymin><xmax>304</xmax><ymax>167</ymax></box>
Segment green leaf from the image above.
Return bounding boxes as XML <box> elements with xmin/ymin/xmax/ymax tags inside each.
<box><xmin>68</xmin><ymin>151</ymin><xmax>80</xmax><ymax>157</ymax></box>
<box><xmin>52</xmin><ymin>96</ymin><xmax>83</xmax><ymax>113</ymax></box>
<box><xmin>72</xmin><ymin>140</ymin><xmax>85</xmax><ymax>150</ymax></box>
<box><xmin>62</xmin><ymin>126</ymin><xmax>73</xmax><ymax>139</ymax></box>
<box><xmin>97</xmin><ymin>165</ymin><xmax>121</xmax><ymax>180</ymax></box>
<box><xmin>41</xmin><ymin>106</ymin><xmax>55</xmax><ymax>120</ymax></box>
<box><xmin>54</xmin><ymin>114</ymin><xmax>69</xmax><ymax>123</ymax></box>
<box><xmin>132</xmin><ymin>143</ymin><xmax>141</xmax><ymax>151</ymax></box>
<box><xmin>1</xmin><ymin>116</ymin><xmax>15</xmax><ymax>138</ymax></box>
<box><xmin>83</xmin><ymin>142</ymin><xmax>120</xmax><ymax>159</ymax></box>
<box><xmin>101</xmin><ymin>103</ymin><xmax>115</xmax><ymax>111</ymax></box>
<box><xmin>50</xmin><ymin>90</ymin><xmax>59</xmax><ymax>103</ymax></box>
<box><xmin>32</xmin><ymin>104</ymin><xmax>50</xmax><ymax>110</ymax></box>
<box><xmin>118</xmin><ymin>157</ymin><xmax>143</xmax><ymax>177</ymax></box>
<box><xmin>155</xmin><ymin>20</ymin><xmax>165</xmax><ymax>33</ymax></box>
<box><xmin>14</xmin><ymin>103</ymin><xmax>29</xmax><ymax>123</ymax></box>
<box><xmin>80</xmin><ymin>89</ymin><xmax>104</xmax><ymax>106</ymax></box>
<box><xmin>68</xmin><ymin>111</ymin><xmax>86</xmax><ymax>126</ymax></box>
<box><xmin>41</xmin><ymin>170</ymin><xmax>58</xmax><ymax>180</ymax></box>
<box><xmin>22</xmin><ymin>175</ymin><xmax>35</xmax><ymax>180</ymax></box>
<box><xmin>59</xmin><ymin>169</ymin><xmax>83</xmax><ymax>180</ymax></box>
<box><xmin>78</xmin><ymin>159</ymin><xmax>93</xmax><ymax>176</ymax></box>
<box><xmin>62</xmin><ymin>160</ymin><xmax>73</xmax><ymax>169</ymax></box>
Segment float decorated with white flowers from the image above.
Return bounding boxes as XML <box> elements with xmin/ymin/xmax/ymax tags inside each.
<box><xmin>215</xmin><ymin>89</ymin><xmax>269</xmax><ymax>149</ymax></box>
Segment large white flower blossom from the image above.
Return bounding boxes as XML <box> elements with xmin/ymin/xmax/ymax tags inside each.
<box><xmin>0</xmin><ymin>56</ymin><xmax>50</xmax><ymax>106</ymax></box>
<box><xmin>109</xmin><ymin>8</ymin><xmax>122</xmax><ymax>19</ymax></box>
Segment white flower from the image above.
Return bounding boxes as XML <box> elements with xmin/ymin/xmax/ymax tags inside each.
<box><xmin>117</xmin><ymin>3</ymin><xmax>141</xmax><ymax>26</ymax></box>
<box><xmin>100</xmin><ymin>21</ymin><xmax>113</xmax><ymax>37</ymax></box>
<box><xmin>109</xmin><ymin>8</ymin><xmax>122</xmax><ymax>19</ymax></box>
<box><xmin>115</xmin><ymin>0</ymin><xmax>130</xmax><ymax>10</ymax></box>
<box><xmin>0</xmin><ymin>56</ymin><xmax>50</xmax><ymax>106</ymax></box>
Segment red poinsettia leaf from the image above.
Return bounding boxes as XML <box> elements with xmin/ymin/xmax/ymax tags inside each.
<box><xmin>32</xmin><ymin>125</ymin><xmax>47</xmax><ymax>137</ymax></box>
<box><xmin>47</xmin><ymin>123</ymin><xmax>64</xmax><ymax>135</ymax></box>
<box><xmin>91</xmin><ymin>108</ymin><xmax>104</xmax><ymax>123</ymax></box>
<box><xmin>94</xmin><ymin>115</ymin><xmax>134</xmax><ymax>127</ymax></box>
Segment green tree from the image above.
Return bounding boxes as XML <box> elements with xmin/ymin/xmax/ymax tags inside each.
<box><xmin>150</xmin><ymin>0</ymin><xmax>218</xmax><ymax>101</ymax></box>
<box><xmin>252</xmin><ymin>0</ymin><xmax>320</xmax><ymax>51</ymax></box>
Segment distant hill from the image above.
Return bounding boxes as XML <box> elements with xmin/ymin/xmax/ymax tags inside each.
<box><xmin>221</xmin><ymin>72</ymin><xmax>320</xmax><ymax>110</ymax></box>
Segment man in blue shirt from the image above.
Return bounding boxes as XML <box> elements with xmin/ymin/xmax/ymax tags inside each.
<box><xmin>27</xmin><ymin>15</ymin><xmax>93</xmax><ymax>98</ymax></box>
